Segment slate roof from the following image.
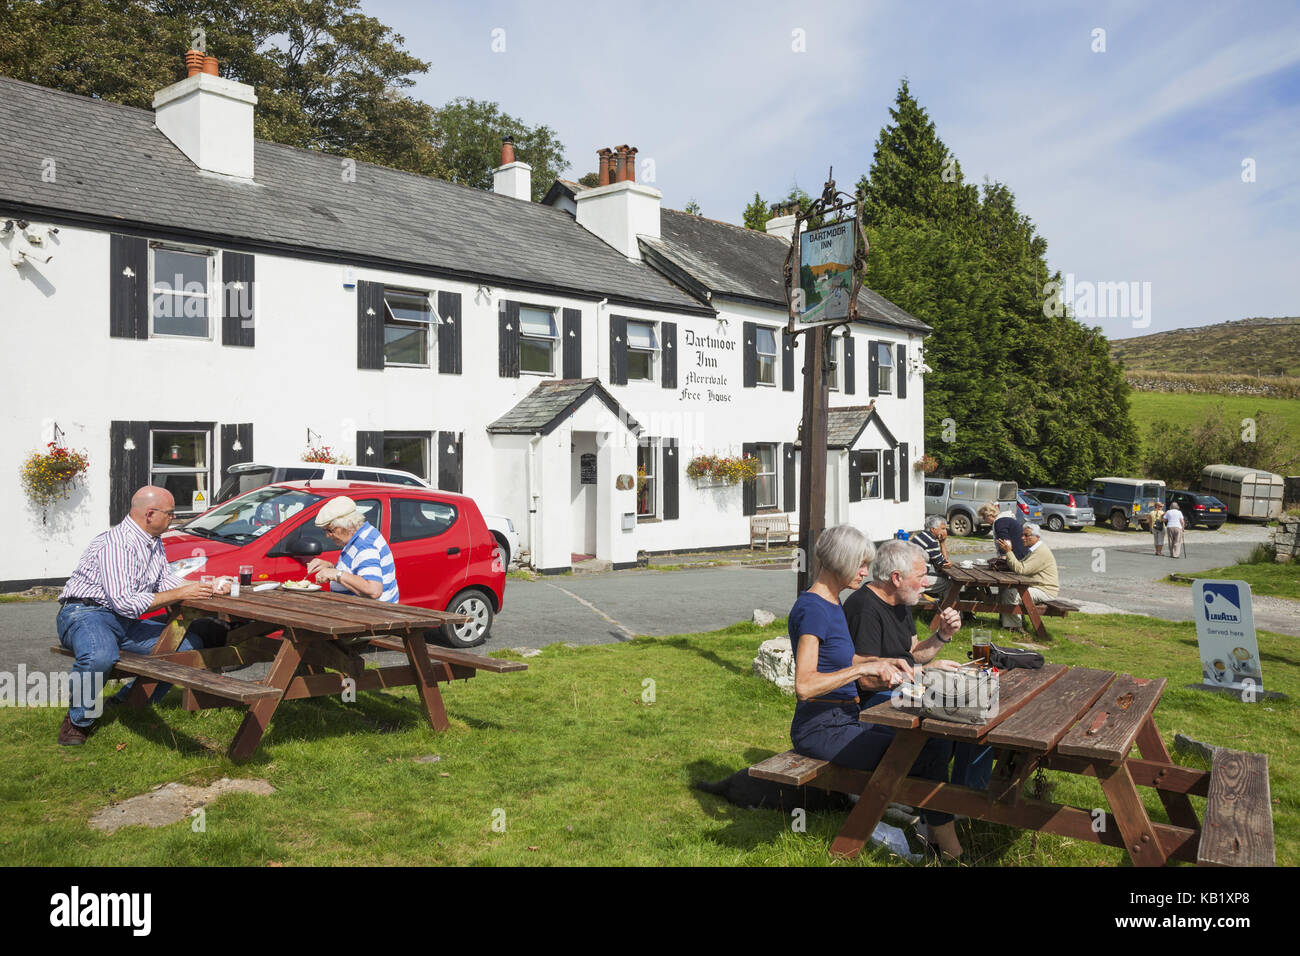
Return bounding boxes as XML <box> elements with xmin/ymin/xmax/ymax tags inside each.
<box><xmin>487</xmin><ymin>379</ymin><xmax>641</xmax><ymax>436</ymax></box>
<box><xmin>640</xmin><ymin>208</ymin><xmax>932</xmax><ymax>334</ymax></box>
<box><xmin>0</xmin><ymin>75</ymin><xmax>712</xmax><ymax>315</ymax></box>
<box><xmin>794</xmin><ymin>402</ymin><xmax>899</xmax><ymax>449</ymax></box>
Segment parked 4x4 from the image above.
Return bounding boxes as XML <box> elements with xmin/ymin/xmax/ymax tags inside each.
<box><xmin>1025</xmin><ymin>487</ymin><xmax>1096</xmax><ymax>532</ymax></box>
<box><xmin>166</xmin><ymin>481</ymin><xmax>505</xmax><ymax>647</ymax></box>
<box><xmin>1086</xmin><ymin>477</ymin><xmax>1166</xmax><ymax>531</ymax></box>
<box><xmin>924</xmin><ymin>477</ymin><xmax>1018</xmax><ymax>537</ymax></box>
<box><xmin>1166</xmin><ymin>490</ymin><xmax>1228</xmax><ymax>530</ymax></box>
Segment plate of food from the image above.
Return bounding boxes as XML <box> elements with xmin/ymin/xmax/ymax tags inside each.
<box><xmin>282</xmin><ymin>579</ymin><xmax>322</xmax><ymax>591</ymax></box>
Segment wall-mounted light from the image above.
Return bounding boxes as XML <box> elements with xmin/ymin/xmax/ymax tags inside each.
<box><xmin>307</xmin><ymin>427</ymin><xmax>322</xmax><ymax>445</ymax></box>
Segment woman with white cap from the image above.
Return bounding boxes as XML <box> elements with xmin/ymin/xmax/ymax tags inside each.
<box><xmin>306</xmin><ymin>496</ymin><xmax>399</xmax><ymax>602</ymax></box>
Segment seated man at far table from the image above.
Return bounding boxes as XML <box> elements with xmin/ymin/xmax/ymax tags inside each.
<box><xmin>994</xmin><ymin>523</ymin><xmax>1058</xmax><ymax>631</ymax></box>
<box><xmin>911</xmin><ymin>515</ymin><xmax>952</xmax><ymax>600</ymax></box>
<box><xmin>307</xmin><ymin>496</ymin><xmax>399</xmax><ymax>603</ymax></box>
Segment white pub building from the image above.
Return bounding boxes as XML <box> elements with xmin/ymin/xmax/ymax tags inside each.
<box><xmin>0</xmin><ymin>63</ymin><xmax>932</xmax><ymax>590</ymax></box>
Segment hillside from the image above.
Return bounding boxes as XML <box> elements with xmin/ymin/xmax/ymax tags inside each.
<box><xmin>1110</xmin><ymin>316</ymin><xmax>1300</xmax><ymax>376</ymax></box>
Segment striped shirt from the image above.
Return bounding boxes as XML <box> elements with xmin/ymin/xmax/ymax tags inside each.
<box><xmin>59</xmin><ymin>517</ymin><xmax>183</xmax><ymax>619</ymax></box>
<box><xmin>334</xmin><ymin>522</ymin><xmax>399</xmax><ymax>603</ymax></box>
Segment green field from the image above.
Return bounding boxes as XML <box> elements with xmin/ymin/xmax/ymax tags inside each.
<box><xmin>1168</xmin><ymin>563</ymin><xmax>1300</xmax><ymax>601</ymax></box>
<box><xmin>1126</xmin><ymin>390</ymin><xmax>1300</xmax><ymax>471</ymax></box>
<box><xmin>1</xmin><ymin>614</ymin><xmax>1294</xmax><ymax>867</ymax></box>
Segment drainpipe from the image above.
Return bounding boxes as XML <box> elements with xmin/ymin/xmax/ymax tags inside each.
<box><xmin>527</xmin><ymin>433</ymin><xmax>542</xmax><ymax>569</ymax></box>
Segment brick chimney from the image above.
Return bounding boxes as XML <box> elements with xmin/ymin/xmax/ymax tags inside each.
<box><xmin>153</xmin><ymin>53</ymin><xmax>258</xmax><ymax>180</ymax></box>
<box><xmin>575</xmin><ymin>145</ymin><xmax>660</xmax><ymax>259</ymax></box>
<box><xmin>493</xmin><ymin>136</ymin><xmax>532</xmax><ymax>201</ymax></box>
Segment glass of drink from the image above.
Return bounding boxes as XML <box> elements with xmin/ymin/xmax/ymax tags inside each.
<box><xmin>969</xmin><ymin>628</ymin><xmax>992</xmax><ymax>665</ymax></box>
<box><xmin>239</xmin><ymin>565</ymin><xmax>254</xmax><ymax>587</ymax></box>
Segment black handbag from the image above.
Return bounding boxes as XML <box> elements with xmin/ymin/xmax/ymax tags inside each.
<box><xmin>988</xmin><ymin>643</ymin><xmax>1044</xmax><ymax>670</ymax></box>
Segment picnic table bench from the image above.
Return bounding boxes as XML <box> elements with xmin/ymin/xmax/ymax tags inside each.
<box><xmin>52</xmin><ymin>588</ymin><xmax>526</xmax><ymax>760</ymax></box>
<box><xmin>928</xmin><ymin>564</ymin><xmax>1078</xmax><ymax>640</ymax></box>
<box><xmin>750</xmin><ymin>664</ymin><xmax>1274</xmax><ymax>866</ymax></box>
<box><xmin>750</xmin><ymin>514</ymin><xmax>797</xmax><ymax>551</ymax></box>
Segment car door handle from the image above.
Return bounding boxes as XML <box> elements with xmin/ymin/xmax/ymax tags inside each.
<box><xmin>447</xmin><ymin>547</ymin><xmax>461</xmax><ymax>556</ymax></box>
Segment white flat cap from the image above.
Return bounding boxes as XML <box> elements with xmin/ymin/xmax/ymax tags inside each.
<box><xmin>315</xmin><ymin>496</ymin><xmax>358</xmax><ymax>528</ymax></box>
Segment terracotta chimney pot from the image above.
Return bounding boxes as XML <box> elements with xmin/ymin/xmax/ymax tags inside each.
<box><xmin>202</xmin><ymin>56</ymin><xmax>219</xmax><ymax>76</ymax></box>
<box><xmin>625</xmin><ymin>146</ymin><xmax>638</xmax><ymax>183</ymax></box>
<box><xmin>597</xmin><ymin>148</ymin><xmax>613</xmax><ymax>186</ymax></box>
<box><xmin>185</xmin><ymin>49</ymin><xmax>205</xmax><ymax>77</ymax></box>
<box><xmin>614</xmin><ymin>145</ymin><xmax>630</xmax><ymax>182</ymax></box>
<box><xmin>500</xmin><ymin>136</ymin><xmax>516</xmax><ymax>166</ymax></box>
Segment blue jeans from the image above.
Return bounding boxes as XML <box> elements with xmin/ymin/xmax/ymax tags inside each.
<box><xmin>55</xmin><ymin>602</ymin><xmax>204</xmax><ymax>727</ymax></box>
<box><xmin>791</xmin><ymin>694</ymin><xmax>954</xmax><ymax>826</ymax></box>
<box><xmin>950</xmin><ymin>742</ymin><xmax>993</xmax><ymax>791</ymax></box>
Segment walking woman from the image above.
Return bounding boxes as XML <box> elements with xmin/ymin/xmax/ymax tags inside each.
<box><xmin>1151</xmin><ymin>500</ymin><xmax>1167</xmax><ymax>556</ymax></box>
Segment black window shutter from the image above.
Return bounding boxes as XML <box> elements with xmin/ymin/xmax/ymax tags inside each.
<box><xmin>849</xmin><ymin>450</ymin><xmax>862</xmax><ymax>503</ymax></box>
<box><xmin>562</xmin><ymin>307</ymin><xmax>582</xmax><ymax>378</ymax></box>
<box><xmin>783</xmin><ymin>442</ymin><xmax>796</xmax><ymax>512</ymax></box>
<box><xmin>356</xmin><ymin>431</ymin><xmax>384</xmax><ymax>467</ymax></box>
<box><xmin>220</xmin><ymin>423</ymin><xmax>254</xmax><ymax>479</ymax></box>
<box><xmin>662</xmin><ymin>440</ymin><xmax>679</xmax><ymax>520</ymax></box>
<box><xmin>221</xmin><ymin>251</ymin><xmax>255</xmax><ymax>347</ymax></box>
<box><xmin>742</xmin><ymin>442</ymin><xmax>758</xmax><ymax>516</ymax></box>
<box><xmin>898</xmin><ymin>442</ymin><xmax>909</xmax><ymax>502</ymax></box>
<box><xmin>896</xmin><ymin>344</ymin><xmax>908</xmax><ymax>399</ymax></box>
<box><xmin>661</xmin><ymin>321</ymin><xmax>677</xmax><ymax>389</ymax></box>
<box><xmin>844</xmin><ymin>335</ymin><xmax>857</xmax><ymax>395</ymax></box>
<box><xmin>438</xmin><ymin>431</ymin><xmax>463</xmax><ymax>493</ymax></box>
<box><xmin>438</xmin><ymin>291</ymin><xmax>462</xmax><ymax>374</ymax></box>
<box><xmin>499</xmin><ymin>300</ymin><xmax>520</xmax><ymax>378</ymax></box>
<box><xmin>609</xmin><ymin>315</ymin><xmax>628</xmax><ymax>386</ymax></box>
<box><xmin>742</xmin><ymin>321</ymin><xmax>757</xmax><ymax>388</ymax></box>
<box><xmin>109</xmin><ymin>420</ymin><xmax>150</xmax><ymax>524</ymax></box>
<box><xmin>867</xmin><ymin>339</ymin><xmax>879</xmax><ymax>396</ymax></box>
<box><xmin>883</xmin><ymin>448</ymin><xmax>896</xmax><ymax>501</ymax></box>
<box><xmin>356</xmin><ymin>280</ymin><xmax>385</xmax><ymax>370</ymax></box>
<box><xmin>782</xmin><ymin>331</ymin><xmax>795</xmax><ymax>391</ymax></box>
<box><xmin>109</xmin><ymin>235</ymin><xmax>148</xmax><ymax>339</ymax></box>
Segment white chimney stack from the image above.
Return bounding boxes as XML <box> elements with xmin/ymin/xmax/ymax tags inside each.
<box><xmin>153</xmin><ymin>61</ymin><xmax>257</xmax><ymax>180</ymax></box>
<box><xmin>574</xmin><ymin>144</ymin><xmax>660</xmax><ymax>259</ymax></box>
<box><xmin>765</xmin><ymin>208</ymin><xmax>799</xmax><ymax>242</ymax></box>
<box><xmin>493</xmin><ymin>137</ymin><xmax>532</xmax><ymax>201</ymax></box>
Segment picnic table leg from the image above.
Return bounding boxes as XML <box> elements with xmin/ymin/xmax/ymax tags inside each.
<box><xmin>1019</xmin><ymin>587</ymin><xmax>1048</xmax><ymax>642</ymax></box>
<box><xmin>829</xmin><ymin>730</ymin><xmax>928</xmax><ymax>859</ymax></box>
<box><xmin>928</xmin><ymin>579</ymin><xmax>963</xmax><ymax>633</ymax></box>
<box><xmin>1134</xmin><ymin>717</ymin><xmax>1201</xmax><ymax>831</ymax></box>
<box><xmin>127</xmin><ymin>607</ymin><xmax>186</xmax><ymax>706</ymax></box>
<box><xmin>1097</xmin><ymin>760</ymin><xmax>1170</xmax><ymax>867</ymax></box>
<box><xmin>227</xmin><ymin>637</ymin><xmax>304</xmax><ymax>761</ymax></box>
<box><xmin>403</xmin><ymin>631</ymin><xmax>452</xmax><ymax>732</ymax></box>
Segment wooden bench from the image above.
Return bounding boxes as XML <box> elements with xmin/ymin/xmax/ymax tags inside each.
<box><xmin>51</xmin><ymin>646</ymin><xmax>283</xmax><ymax>705</ymax></box>
<box><xmin>365</xmin><ymin>637</ymin><xmax>529</xmax><ymax>673</ymax></box>
<box><xmin>1040</xmin><ymin>597</ymin><xmax>1081</xmax><ymax>618</ymax></box>
<box><xmin>750</xmin><ymin>514</ymin><xmax>797</xmax><ymax>550</ymax></box>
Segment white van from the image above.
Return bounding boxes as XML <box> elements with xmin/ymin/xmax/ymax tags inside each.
<box><xmin>216</xmin><ymin>462</ymin><xmax>520</xmax><ymax>567</ymax></box>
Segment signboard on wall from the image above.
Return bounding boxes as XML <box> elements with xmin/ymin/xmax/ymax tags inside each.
<box><xmin>580</xmin><ymin>453</ymin><xmax>597</xmax><ymax>485</ymax></box>
<box><xmin>1193</xmin><ymin>580</ymin><xmax>1264</xmax><ymax>693</ymax></box>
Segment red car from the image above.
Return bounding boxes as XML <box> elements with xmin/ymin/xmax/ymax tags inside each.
<box><xmin>163</xmin><ymin>481</ymin><xmax>505</xmax><ymax>647</ymax></box>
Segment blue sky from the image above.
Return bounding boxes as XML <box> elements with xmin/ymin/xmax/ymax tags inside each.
<box><xmin>366</xmin><ymin>0</ymin><xmax>1299</xmax><ymax>340</ymax></box>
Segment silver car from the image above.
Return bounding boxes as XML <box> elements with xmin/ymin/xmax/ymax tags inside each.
<box><xmin>1025</xmin><ymin>487</ymin><xmax>1096</xmax><ymax>532</ymax></box>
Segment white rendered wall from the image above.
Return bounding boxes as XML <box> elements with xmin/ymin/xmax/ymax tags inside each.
<box><xmin>574</xmin><ymin>181</ymin><xmax>662</xmax><ymax>260</ymax></box>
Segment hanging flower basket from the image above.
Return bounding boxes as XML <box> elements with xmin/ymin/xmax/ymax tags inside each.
<box><xmin>21</xmin><ymin>442</ymin><xmax>90</xmax><ymax>519</ymax></box>
<box><xmin>302</xmin><ymin>444</ymin><xmax>352</xmax><ymax>464</ymax></box>
<box><xmin>913</xmin><ymin>453</ymin><xmax>939</xmax><ymax>474</ymax></box>
<box><xmin>686</xmin><ymin>454</ymin><xmax>761</xmax><ymax>485</ymax></box>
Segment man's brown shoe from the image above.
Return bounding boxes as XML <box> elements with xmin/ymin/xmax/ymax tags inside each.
<box><xmin>57</xmin><ymin>715</ymin><xmax>92</xmax><ymax>746</ymax></box>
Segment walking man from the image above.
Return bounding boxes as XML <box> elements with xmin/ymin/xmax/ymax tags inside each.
<box><xmin>1164</xmin><ymin>500</ymin><xmax>1186</xmax><ymax>558</ymax></box>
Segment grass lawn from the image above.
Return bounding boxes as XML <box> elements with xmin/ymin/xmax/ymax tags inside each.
<box><xmin>1127</xmin><ymin>390</ymin><xmax>1300</xmax><ymax>463</ymax></box>
<box><xmin>1</xmin><ymin>614</ymin><xmax>1294</xmax><ymax>867</ymax></box>
<box><xmin>1167</xmin><ymin>562</ymin><xmax>1300</xmax><ymax>601</ymax></box>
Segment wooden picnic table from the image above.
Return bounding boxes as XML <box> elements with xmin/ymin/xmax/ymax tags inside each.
<box><xmin>794</xmin><ymin>664</ymin><xmax>1275</xmax><ymax>866</ymax></box>
<box><xmin>928</xmin><ymin>563</ymin><xmax>1062</xmax><ymax>641</ymax></box>
<box><xmin>56</xmin><ymin>588</ymin><xmax>526</xmax><ymax>760</ymax></box>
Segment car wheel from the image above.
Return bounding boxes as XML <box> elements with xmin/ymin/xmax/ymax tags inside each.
<box><xmin>441</xmin><ymin>589</ymin><xmax>495</xmax><ymax>648</ymax></box>
<box><xmin>948</xmin><ymin>512</ymin><xmax>974</xmax><ymax>537</ymax></box>
<box><xmin>1110</xmin><ymin>510</ymin><xmax>1129</xmax><ymax>531</ymax></box>
<box><xmin>491</xmin><ymin>533</ymin><xmax>511</xmax><ymax>571</ymax></box>
<box><xmin>1046</xmin><ymin>515</ymin><xmax>1065</xmax><ymax>533</ymax></box>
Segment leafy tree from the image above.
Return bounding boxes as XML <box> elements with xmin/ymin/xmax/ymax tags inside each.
<box><xmin>1141</xmin><ymin>406</ymin><xmax>1300</xmax><ymax>486</ymax></box>
<box><xmin>684</xmin><ymin>198</ymin><xmax>701</xmax><ymax>215</ymax></box>
<box><xmin>577</xmin><ymin>172</ymin><xmax>599</xmax><ymax>188</ymax></box>
<box><xmin>430</xmin><ymin>97</ymin><xmax>567</xmax><ymax>201</ymax></box>
<box><xmin>742</xmin><ymin>192</ymin><xmax>770</xmax><ymax>230</ymax></box>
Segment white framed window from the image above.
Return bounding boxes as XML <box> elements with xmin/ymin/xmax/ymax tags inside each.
<box><xmin>150</xmin><ymin>243</ymin><xmax>216</xmax><ymax>339</ymax></box>
<box><xmin>827</xmin><ymin>335</ymin><xmax>840</xmax><ymax>391</ymax></box>
<box><xmin>381</xmin><ymin>432</ymin><xmax>429</xmax><ymax>481</ymax></box>
<box><xmin>877</xmin><ymin>342</ymin><xmax>893</xmax><ymax>394</ymax></box>
<box><xmin>150</xmin><ymin>428</ymin><xmax>212</xmax><ymax>515</ymax></box>
<box><xmin>755</xmin><ymin>443</ymin><xmax>778</xmax><ymax>509</ymax></box>
<box><xmin>520</xmin><ymin>306</ymin><xmax>558</xmax><ymax>375</ymax></box>
<box><xmin>755</xmin><ymin>327</ymin><xmax>778</xmax><ymax>386</ymax></box>
<box><xmin>383</xmin><ymin>290</ymin><xmax>436</xmax><ymax>367</ymax></box>
<box><xmin>859</xmin><ymin>450</ymin><xmax>881</xmax><ymax>500</ymax></box>
<box><xmin>627</xmin><ymin>321</ymin><xmax>659</xmax><ymax>381</ymax></box>
<box><xmin>637</xmin><ymin>440</ymin><xmax>657</xmax><ymax>517</ymax></box>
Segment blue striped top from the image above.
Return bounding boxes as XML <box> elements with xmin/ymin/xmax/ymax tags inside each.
<box><xmin>334</xmin><ymin>522</ymin><xmax>399</xmax><ymax>603</ymax></box>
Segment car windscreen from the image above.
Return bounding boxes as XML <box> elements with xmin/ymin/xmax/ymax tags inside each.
<box><xmin>183</xmin><ymin>487</ymin><xmax>321</xmax><ymax>543</ymax></box>
<box><xmin>216</xmin><ymin>467</ymin><xmax>274</xmax><ymax>504</ymax></box>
